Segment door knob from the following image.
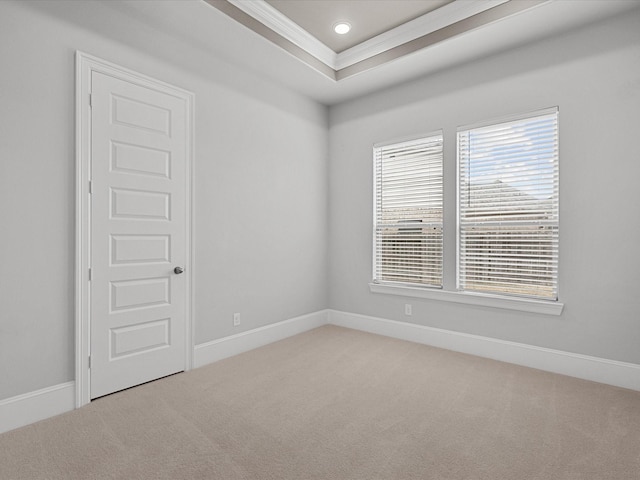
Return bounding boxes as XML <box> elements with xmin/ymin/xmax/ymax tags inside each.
<box><xmin>174</xmin><ymin>266</ymin><xmax>185</xmax><ymax>275</ymax></box>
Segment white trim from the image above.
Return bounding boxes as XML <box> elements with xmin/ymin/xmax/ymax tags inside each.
<box><xmin>194</xmin><ymin>310</ymin><xmax>328</xmax><ymax>368</ymax></box>
<box><xmin>187</xmin><ymin>82</ymin><xmax>196</xmax><ymax>376</ymax></box>
<box><xmin>328</xmin><ymin>310</ymin><xmax>640</xmax><ymax>392</ymax></box>
<box><xmin>75</xmin><ymin>52</ymin><xmax>195</xmax><ymax>407</ymax></box>
<box><xmin>455</xmin><ymin>106</ymin><xmax>560</xmax><ymax>304</ymax></box>
<box><xmin>226</xmin><ymin>0</ymin><xmax>510</xmax><ymax>71</ymax></box>
<box><xmin>6</xmin><ymin>309</ymin><xmax>639</xmax><ymax>434</ymax></box>
<box><xmin>228</xmin><ymin>0</ymin><xmax>336</xmax><ymax>68</ymax></box>
<box><xmin>75</xmin><ymin>51</ymin><xmax>91</xmax><ymax>408</ymax></box>
<box><xmin>457</xmin><ymin>105</ymin><xmax>559</xmax><ymax>133</ymax></box>
<box><xmin>369</xmin><ymin>283</ymin><xmax>563</xmax><ymax>315</ymax></box>
<box><xmin>373</xmin><ymin>130</ymin><xmax>444</xmax><ymax>149</ymax></box>
<box><xmin>335</xmin><ymin>0</ymin><xmax>510</xmax><ymax>70</ymax></box>
<box><xmin>0</xmin><ymin>382</ymin><xmax>75</xmax><ymax>434</ymax></box>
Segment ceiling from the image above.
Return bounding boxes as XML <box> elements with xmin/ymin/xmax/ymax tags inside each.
<box><xmin>202</xmin><ymin>0</ymin><xmax>640</xmax><ymax>104</ymax></box>
<box><xmin>265</xmin><ymin>0</ymin><xmax>454</xmax><ymax>52</ymax></box>
<box><xmin>64</xmin><ymin>0</ymin><xmax>638</xmax><ymax>106</ymax></box>
<box><xmin>208</xmin><ymin>0</ymin><xmax>522</xmax><ymax>78</ymax></box>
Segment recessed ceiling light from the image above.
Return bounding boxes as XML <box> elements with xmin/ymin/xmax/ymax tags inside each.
<box><xmin>333</xmin><ymin>22</ymin><xmax>351</xmax><ymax>35</ymax></box>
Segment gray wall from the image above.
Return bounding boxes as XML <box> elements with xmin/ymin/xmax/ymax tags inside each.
<box><xmin>328</xmin><ymin>10</ymin><xmax>640</xmax><ymax>365</ymax></box>
<box><xmin>0</xmin><ymin>0</ymin><xmax>328</xmax><ymax>400</ymax></box>
<box><xmin>2</xmin><ymin>0</ymin><xmax>639</xmax><ymax>403</ymax></box>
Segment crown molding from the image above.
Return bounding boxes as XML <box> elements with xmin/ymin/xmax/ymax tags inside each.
<box><xmin>228</xmin><ymin>0</ymin><xmax>337</xmax><ymax>68</ymax></box>
<box><xmin>226</xmin><ymin>0</ymin><xmax>513</xmax><ymax>71</ymax></box>
<box><xmin>207</xmin><ymin>0</ymin><xmax>551</xmax><ymax>82</ymax></box>
<box><xmin>335</xmin><ymin>0</ymin><xmax>547</xmax><ymax>80</ymax></box>
<box><xmin>335</xmin><ymin>0</ymin><xmax>510</xmax><ymax>70</ymax></box>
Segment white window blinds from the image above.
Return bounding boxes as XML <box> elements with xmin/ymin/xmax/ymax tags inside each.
<box><xmin>373</xmin><ymin>134</ymin><xmax>443</xmax><ymax>287</ymax></box>
<box><xmin>457</xmin><ymin>108</ymin><xmax>559</xmax><ymax>300</ymax></box>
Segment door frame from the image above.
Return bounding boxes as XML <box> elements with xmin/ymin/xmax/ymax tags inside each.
<box><xmin>75</xmin><ymin>51</ymin><xmax>195</xmax><ymax>408</ymax></box>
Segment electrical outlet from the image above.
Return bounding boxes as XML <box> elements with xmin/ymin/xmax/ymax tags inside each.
<box><xmin>233</xmin><ymin>313</ymin><xmax>241</xmax><ymax>326</ymax></box>
<box><xmin>404</xmin><ymin>304</ymin><xmax>412</xmax><ymax>316</ymax></box>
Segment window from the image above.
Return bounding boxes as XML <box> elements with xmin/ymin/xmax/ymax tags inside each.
<box><xmin>457</xmin><ymin>108</ymin><xmax>559</xmax><ymax>300</ymax></box>
<box><xmin>373</xmin><ymin>134</ymin><xmax>443</xmax><ymax>287</ymax></box>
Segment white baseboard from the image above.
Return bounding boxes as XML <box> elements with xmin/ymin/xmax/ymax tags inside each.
<box><xmin>3</xmin><ymin>309</ymin><xmax>637</xmax><ymax>436</ymax></box>
<box><xmin>0</xmin><ymin>311</ymin><xmax>328</xmax><ymax>435</ymax></box>
<box><xmin>194</xmin><ymin>310</ymin><xmax>329</xmax><ymax>368</ymax></box>
<box><xmin>0</xmin><ymin>381</ymin><xmax>75</xmax><ymax>434</ymax></box>
<box><xmin>328</xmin><ymin>310</ymin><xmax>640</xmax><ymax>392</ymax></box>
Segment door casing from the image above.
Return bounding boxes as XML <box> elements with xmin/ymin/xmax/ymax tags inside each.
<box><xmin>75</xmin><ymin>51</ymin><xmax>194</xmax><ymax>407</ymax></box>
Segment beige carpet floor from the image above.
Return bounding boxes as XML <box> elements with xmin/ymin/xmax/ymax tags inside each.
<box><xmin>1</xmin><ymin>325</ymin><xmax>639</xmax><ymax>479</ymax></box>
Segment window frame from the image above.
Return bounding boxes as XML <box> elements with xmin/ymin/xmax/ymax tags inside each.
<box><xmin>369</xmin><ymin>109</ymin><xmax>563</xmax><ymax>316</ymax></box>
<box><xmin>456</xmin><ymin>107</ymin><xmax>560</xmax><ymax>302</ymax></box>
<box><xmin>372</xmin><ymin>132</ymin><xmax>444</xmax><ymax>290</ymax></box>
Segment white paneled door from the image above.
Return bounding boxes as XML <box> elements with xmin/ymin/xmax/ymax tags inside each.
<box><xmin>89</xmin><ymin>71</ymin><xmax>189</xmax><ymax>399</ymax></box>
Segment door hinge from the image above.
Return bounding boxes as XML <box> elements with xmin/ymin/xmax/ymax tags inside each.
<box><xmin>88</xmin><ymin>356</ymin><xmax>92</xmax><ymax>369</ymax></box>
<box><xmin>88</xmin><ymin>180</ymin><xmax>92</xmax><ymax>194</ymax></box>
<box><xmin>89</xmin><ymin>93</ymin><xmax>93</xmax><ymax>108</ymax></box>
<box><xmin>88</xmin><ymin>267</ymin><xmax>92</xmax><ymax>281</ymax></box>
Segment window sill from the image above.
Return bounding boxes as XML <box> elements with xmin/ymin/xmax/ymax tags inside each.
<box><xmin>369</xmin><ymin>283</ymin><xmax>564</xmax><ymax>316</ymax></box>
